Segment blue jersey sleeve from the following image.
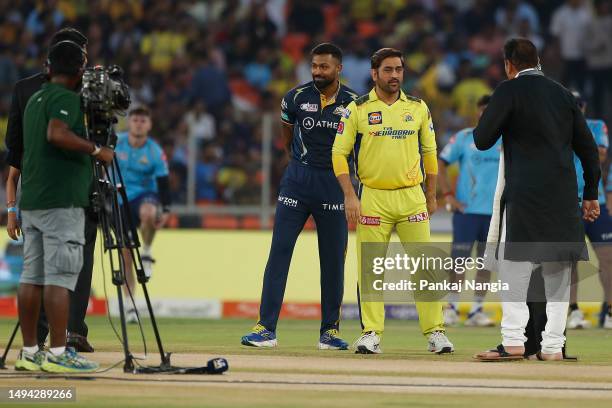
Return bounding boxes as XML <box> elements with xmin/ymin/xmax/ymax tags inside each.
<box><xmin>281</xmin><ymin>88</ymin><xmax>297</xmax><ymax>125</ymax></box>
<box><xmin>589</xmin><ymin>120</ymin><xmax>609</xmax><ymax>148</ymax></box>
<box><xmin>151</xmin><ymin>140</ymin><xmax>169</xmax><ymax>178</ymax></box>
<box><xmin>439</xmin><ymin>129</ymin><xmax>467</xmax><ymax>164</ymax></box>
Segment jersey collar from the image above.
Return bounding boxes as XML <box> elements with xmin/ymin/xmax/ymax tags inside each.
<box><xmin>315</xmin><ymin>80</ymin><xmax>341</xmax><ymax>109</ymax></box>
<box><xmin>368</xmin><ymin>88</ymin><xmax>408</xmax><ymax>103</ymax></box>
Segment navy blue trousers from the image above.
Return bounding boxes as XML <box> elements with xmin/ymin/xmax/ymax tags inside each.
<box><xmin>258</xmin><ymin>161</ymin><xmax>347</xmax><ymax>335</ymax></box>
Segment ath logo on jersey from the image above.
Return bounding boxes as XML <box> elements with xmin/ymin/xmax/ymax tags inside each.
<box><xmin>368</xmin><ymin>111</ymin><xmax>382</xmax><ymax>125</ymax></box>
<box><xmin>337</xmin><ymin>121</ymin><xmax>344</xmax><ymax>134</ymax></box>
<box><xmin>408</xmin><ymin>212</ymin><xmax>429</xmax><ymax>223</ymax></box>
<box><xmin>360</xmin><ymin>215</ymin><xmax>381</xmax><ymax>226</ymax></box>
<box><xmin>300</xmin><ymin>102</ymin><xmax>318</xmax><ymax>112</ymax></box>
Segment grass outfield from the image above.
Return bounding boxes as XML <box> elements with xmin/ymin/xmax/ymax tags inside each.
<box><xmin>3</xmin><ymin>317</ymin><xmax>612</xmax><ymax>363</ymax></box>
<box><xmin>2</xmin><ymin>317</ymin><xmax>612</xmax><ymax>407</ymax></box>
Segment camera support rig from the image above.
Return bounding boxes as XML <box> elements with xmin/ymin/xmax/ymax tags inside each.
<box><xmin>82</xmin><ymin>65</ymin><xmax>172</xmax><ymax>373</ymax></box>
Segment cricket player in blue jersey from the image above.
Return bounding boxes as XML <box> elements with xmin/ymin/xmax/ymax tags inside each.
<box><xmin>438</xmin><ymin>95</ymin><xmax>500</xmax><ymax>327</ymax></box>
<box><xmin>115</xmin><ymin>107</ymin><xmax>171</xmax><ymax>322</ymax></box>
<box><xmin>241</xmin><ymin>43</ymin><xmax>358</xmax><ymax>349</ymax></box>
<box><xmin>569</xmin><ymin>91</ymin><xmax>612</xmax><ymax>329</ymax></box>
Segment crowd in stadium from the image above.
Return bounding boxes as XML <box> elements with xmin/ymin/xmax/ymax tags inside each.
<box><xmin>1</xmin><ymin>0</ymin><xmax>611</xmax><ymax>206</ymax></box>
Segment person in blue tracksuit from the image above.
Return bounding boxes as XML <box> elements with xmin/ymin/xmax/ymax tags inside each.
<box><xmin>438</xmin><ymin>95</ymin><xmax>500</xmax><ymax>327</ymax></box>
<box><xmin>241</xmin><ymin>43</ymin><xmax>358</xmax><ymax>349</ymax></box>
<box><xmin>568</xmin><ymin>90</ymin><xmax>612</xmax><ymax>329</ymax></box>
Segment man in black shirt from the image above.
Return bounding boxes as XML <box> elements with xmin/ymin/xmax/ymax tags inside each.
<box><xmin>5</xmin><ymin>27</ymin><xmax>96</xmax><ymax>352</ymax></box>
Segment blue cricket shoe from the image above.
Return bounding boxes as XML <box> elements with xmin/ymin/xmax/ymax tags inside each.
<box><xmin>241</xmin><ymin>324</ymin><xmax>278</xmax><ymax>348</ymax></box>
<box><xmin>318</xmin><ymin>329</ymin><xmax>349</xmax><ymax>350</ymax></box>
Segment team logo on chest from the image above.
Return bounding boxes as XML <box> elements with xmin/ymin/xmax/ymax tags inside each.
<box><xmin>404</xmin><ymin>113</ymin><xmax>414</xmax><ymax>122</ymax></box>
<box><xmin>139</xmin><ymin>155</ymin><xmax>149</xmax><ymax>165</ymax></box>
<box><xmin>368</xmin><ymin>111</ymin><xmax>382</xmax><ymax>125</ymax></box>
<box><xmin>332</xmin><ymin>105</ymin><xmax>347</xmax><ymax>116</ymax></box>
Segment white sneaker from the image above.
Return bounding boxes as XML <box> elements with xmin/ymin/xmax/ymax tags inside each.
<box><xmin>427</xmin><ymin>331</ymin><xmax>454</xmax><ymax>354</ymax></box>
<box><xmin>464</xmin><ymin>310</ymin><xmax>494</xmax><ymax>327</ymax></box>
<box><xmin>604</xmin><ymin>314</ymin><xmax>612</xmax><ymax>329</ymax></box>
<box><xmin>126</xmin><ymin>308</ymin><xmax>138</xmax><ymax>324</ymax></box>
<box><xmin>444</xmin><ymin>306</ymin><xmax>459</xmax><ymax>326</ymax></box>
<box><xmin>567</xmin><ymin>309</ymin><xmax>591</xmax><ymax>329</ymax></box>
<box><xmin>353</xmin><ymin>332</ymin><xmax>382</xmax><ymax>354</ymax></box>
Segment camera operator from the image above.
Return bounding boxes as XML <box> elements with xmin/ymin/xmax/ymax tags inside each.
<box><xmin>14</xmin><ymin>40</ymin><xmax>113</xmax><ymax>373</ymax></box>
<box><xmin>5</xmin><ymin>28</ymin><xmax>98</xmax><ymax>353</ymax></box>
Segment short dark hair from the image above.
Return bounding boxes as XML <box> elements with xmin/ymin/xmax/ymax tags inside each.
<box><xmin>50</xmin><ymin>27</ymin><xmax>88</xmax><ymax>48</ymax></box>
<box><xmin>129</xmin><ymin>106</ymin><xmax>151</xmax><ymax>117</ymax></box>
<box><xmin>48</xmin><ymin>41</ymin><xmax>86</xmax><ymax>76</ymax></box>
<box><xmin>477</xmin><ymin>94</ymin><xmax>491</xmax><ymax>107</ymax></box>
<box><xmin>503</xmin><ymin>38</ymin><xmax>539</xmax><ymax>71</ymax></box>
<box><xmin>371</xmin><ymin>48</ymin><xmax>404</xmax><ymax>70</ymax></box>
<box><xmin>311</xmin><ymin>43</ymin><xmax>343</xmax><ymax>63</ymax></box>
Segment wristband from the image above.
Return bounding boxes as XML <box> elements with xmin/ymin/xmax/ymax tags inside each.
<box><xmin>91</xmin><ymin>144</ymin><xmax>102</xmax><ymax>156</ymax></box>
<box><xmin>7</xmin><ymin>207</ymin><xmax>18</xmax><ymax>213</ymax></box>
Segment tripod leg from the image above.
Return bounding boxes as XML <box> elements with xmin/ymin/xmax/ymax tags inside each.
<box><xmin>0</xmin><ymin>321</ymin><xmax>20</xmax><ymax>369</ymax></box>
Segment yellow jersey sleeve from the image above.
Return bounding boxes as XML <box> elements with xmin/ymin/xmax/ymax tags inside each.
<box><xmin>332</xmin><ymin>101</ymin><xmax>358</xmax><ymax>176</ymax></box>
<box><xmin>419</xmin><ymin>101</ymin><xmax>438</xmax><ymax>175</ymax></box>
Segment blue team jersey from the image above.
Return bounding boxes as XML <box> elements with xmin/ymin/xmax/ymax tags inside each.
<box><xmin>575</xmin><ymin>119</ymin><xmax>608</xmax><ymax>204</ymax></box>
<box><xmin>115</xmin><ymin>132</ymin><xmax>169</xmax><ymax>202</ymax></box>
<box><xmin>281</xmin><ymin>81</ymin><xmax>358</xmax><ymax>168</ymax></box>
<box><xmin>439</xmin><ymin>128</ymin><xmax>501</xmax><ymax>215</ymax></box>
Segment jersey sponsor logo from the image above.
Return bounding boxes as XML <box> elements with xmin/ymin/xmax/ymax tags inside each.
<box><xmin>281</xmin><ymin>99</ymin><xmax>288</xmax><ymax>110</ymax></box>
<box><xmin>601</xmin><ymin>232</ymin><xmax>612</xmax><ymax>241</ymax></box>
<box><xmin>342</xmin><ymin>109</ymin><xmax>351</xmax><ymax>119</ymax></box>
<box><xmin>368</xmin><ymin>111</ymin><xmax>382</xmax><ymax>125</ymax></box>
<box><xmin>360</xmin><ymin>215</ymin><xmax>381</xmax><ymax>226</ymax></box>
<box><xmin>322</xmin><ymin>203</ymin><xmax>345</xmax><ymax>211</ymax></box>
<box><xmin>278</xmin><ymin>195</ymin><xmax>298</xmax><ymax>207</ymax></box>
<box><xmin>337</xmin><ymin>121</ymin><xmax>344</xmax><ymax>134</ymax></box>
<box><xmin>281</xmin><ymin>112</ymin><xmax>290</xmax><ymax>121</ymax></box>
<box><xmin>303</xmin><ymin>117</ymin><xmax>339</xmax><ymax>130</ymax></box>
<box><xmin>303</xmin><ymin>117</ymin><xmax>315</xmax><ymax>129</ymax></box>
<box><xmin>300</xmin><ymin>102</ymin><xmax>318</xmax><ymax>112</ymax></box>
<box><xmin>369</xmin><ymin>127</ymin><xmax>415</xmax><ymax>139</ymax></box>
<box><xmin>408</xmin><ymin>212</ymin><xmax>429</xmax><ymax>223</ymax></box>
<box><xmin>333</xmin><ymin>105</ymin><xmax>347</xmax><ymax>116</ymax></box>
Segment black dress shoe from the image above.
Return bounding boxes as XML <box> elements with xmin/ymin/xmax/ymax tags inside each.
<box><xmin>66</xmin><ymin>332</ymin><xmax>94</xmax><ymax>353</ymax></box>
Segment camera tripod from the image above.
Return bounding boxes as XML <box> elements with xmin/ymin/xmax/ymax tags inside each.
<box><xmin>91</xmin><ymin>154</ymin><xmax>172</xmax><ymax>373</ymax></box>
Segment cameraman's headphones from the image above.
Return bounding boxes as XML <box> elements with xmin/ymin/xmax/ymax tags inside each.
<box><xmin>44</xmin><ymin>40</ymin><xmax>87</xmax><ymax>75</ymax></box>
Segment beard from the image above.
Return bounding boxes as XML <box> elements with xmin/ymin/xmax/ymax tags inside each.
<box><xmin>378</xmin><ymin>80</ymin><xmax>400</xmax><ymax>94</ymax></box>
<box><xmin>313</xmin><ymin>76</ymin><xmax>335</xmax><ymax>90</ymax></box>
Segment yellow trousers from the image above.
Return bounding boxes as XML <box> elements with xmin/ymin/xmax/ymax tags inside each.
<box><xmin>356</xmin><ymin>184</ymin><xmax>445</xmax><ymax>336</ymax></box>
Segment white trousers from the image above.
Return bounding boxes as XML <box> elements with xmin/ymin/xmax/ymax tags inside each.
<box><xmin>497</xmin><ymin>210</ymin><xmax>570</xmax><ymax>354</ymax></box>
<box><xmin>499</xmin><ymin>260</ymin><xmax>570</xmax><ymax>354</ymax></box>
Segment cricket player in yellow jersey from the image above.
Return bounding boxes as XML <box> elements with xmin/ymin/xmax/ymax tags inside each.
<box><xmin>332</xmin><ymin>48</ymin><xmax>454</xmax><ymax>354</ymax></box>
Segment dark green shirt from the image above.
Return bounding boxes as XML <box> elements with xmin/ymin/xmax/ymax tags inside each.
<box><xmin>20</xmin><ymin>82</ymin><xmax>92</xmax><ymax>210</ymax></box>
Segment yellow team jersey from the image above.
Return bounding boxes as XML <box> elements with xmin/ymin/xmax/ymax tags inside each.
<box><xmin>332</xmin><ymin>88</ymin><xmax>437</xmax><ymax>190</ymax></box>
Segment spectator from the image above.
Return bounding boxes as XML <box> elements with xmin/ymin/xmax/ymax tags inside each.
<box><xmin>495</xmin><ymin>0</ymin><xmax>540</xmax><ymax>34</ymax></box>
<box><xmin>586</xmin><ymin>0</ymin><xmax>612</xmax><ymax>119</ymax></box>
<box><xmin>550</xmin><ymin>0</ymin><xmax>593</xmax><ymax>93</ymax></box>
<box><xmin>184</xmin><ymin>101</ymin><xmax>216</xmax><ymax>143</ymax></box>
<box><xmin>196</xmin><ymin>145</ymin><xmax>221</xmax><ymax>202</ymax></box>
